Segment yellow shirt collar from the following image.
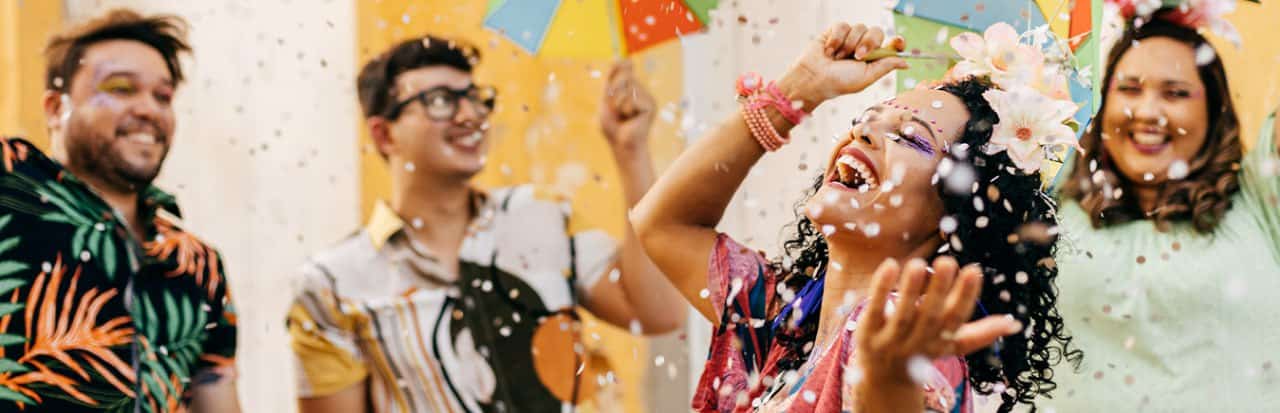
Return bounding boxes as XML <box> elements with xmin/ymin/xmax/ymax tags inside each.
<box><xmin>365</xmin><ymin>190</ymin><xmax>490</xmax><ymax>250</ymax></box>
<box><xmin>365</xmin><ymin>200</ymin><xmax>405</xmax><ymax>250</ymax></box>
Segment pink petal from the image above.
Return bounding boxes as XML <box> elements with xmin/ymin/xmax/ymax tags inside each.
<box><xmin>950</xmin><ymin>32</ymin><xmax>986</xmax><ymax>60</ymax></box>
<box><xmin>983</xmin><ymin>23</ymin><xmax>1020</xmax><ymax>52</ymax></box>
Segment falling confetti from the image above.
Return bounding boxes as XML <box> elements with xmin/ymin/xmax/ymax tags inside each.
<box><xmin>940</xmin><ymin>216</ymin><xmax>958</xmax><ymax>233</ymax></box>
<box><xmin>863</xmin><ymin>222</ymin><xmax>881</xmax><ymax>237</ymax></box>
<box><xmin>1195</xmin><ymin>43</ymin><xmax>1217</xmax><ymax>66</ymax></box>
<box><xmin>1167</xmin><ymin>160</ymin><xmax>1189</xmax><ymax>179</ymax></box>
<box><xmin>907</xmin><ymin>355</ymin><xmax>933</xmax><ymax>385</ymax></box>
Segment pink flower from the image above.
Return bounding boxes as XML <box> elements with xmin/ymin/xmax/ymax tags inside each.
<box><xmin>949</xmin><ymin>23</ymin><xmax>1049</xmax><ymax>90</ymax></box>
<box><xmin>982</xmin><ymin>86</ymin><xmax>1080</xmax><ymax>172</ymax></box>
<box><xmin>1165</xmin><ymin>0</ymin><xmax>1241</xmax><ymax>47</ymax></box>
<box><xmin>1106</xmin><ymin>0</ymin><xmax>1242</xmax><ymax>47</ymax></box>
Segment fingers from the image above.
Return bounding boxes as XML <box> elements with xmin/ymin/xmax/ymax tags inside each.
<box><xmin>865</xmin><ymin>57</ymin><xmax>909</xmax><ymax>81</ymax></box>
<box><xmin>859</xmin><ymin>258</ymin><xmax>900</xmax><ymax>334</ymax></box>
<box><xmin>855</xmin><ymin>27</ymin><xmax>885</xmax><ymax>60</ymax></box>
<box><xmin>824</xmin><ymin>23</ymin><xmax>852</xmax><ymax>57</ymax></box>
<box><xmin>902</xmin><ymin>257</ymin><xmax>956</xmax><ymax>349</ymax></box>
<box><xmin>837</xmin><ymin>24</ymin><xmax>867</xmax><ymax>59</ymax></box>
<box><xmin>953</xmin><ymin>315</ymin><xmax>1022</xmax><ymax>356</ymax></box>
<box><xmin>940</xmin><ymin>264</ymin><xmax>984</xmax><ymax>331</ymax></box>
<box><xmin>884</xmin><ymin>259</ymin><xmax>928</xmax><ymax>339</ymax></box>
<box><xmin>605</xmin><ymin>60</ymin><xmax>643</xmax><ymax>117</ymax></box>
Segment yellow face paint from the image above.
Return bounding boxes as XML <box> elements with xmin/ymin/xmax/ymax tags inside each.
<box><xmin>96</xmin><ymin>76</ymin><xmax>136</xmax><ymax>94</ymax></box>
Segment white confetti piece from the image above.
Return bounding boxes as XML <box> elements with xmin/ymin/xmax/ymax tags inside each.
<box><xmin>1167</xmin><ymin>160</ymin><xmax>1189</xmax><ymax>179</ymax></box>
<box><xmin>940</xmin><ymin>216</ymin><xmax>958</xmax><ymax>233</ymax></box>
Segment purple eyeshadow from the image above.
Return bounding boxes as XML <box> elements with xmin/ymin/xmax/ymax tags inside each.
<box><xmin>902</xmin><ymin>135</ymin><xmax>935</xmax><ymax>156</ymax></box>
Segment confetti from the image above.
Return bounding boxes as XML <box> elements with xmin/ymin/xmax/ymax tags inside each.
<box><xmin>907</xmin><ymin>355</ymin><xmax>933</xmax><ymax>384</ymax></box>
<box><xmin>1167</xmin><ymin>160</ymin><xmax>1189</xmax><ymax>179</ymax></box>
<box><xmin>931</xmin><ymin>100</ymin><xmax>943</xmax><ymax>109</ymax></box>
<box><xmin>940</xmin><ymin>216</ymin><xmax>958</xmax><ymax>233</ymax></box>
<box><xmin>1195</xmin><ymin>43</ymin><xmax>1216</xmax><ymax>66</ymax></box>
<box><xmin>863</xmin><ymin>222</ymin><xmax>881</xmax><ymax>237</ymax></box>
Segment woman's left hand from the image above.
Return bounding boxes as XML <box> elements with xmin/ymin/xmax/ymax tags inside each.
<box><xmin>855</xmin><ymin>257</ymin><xmax>1022</xmax><ymax>386</ymax></box>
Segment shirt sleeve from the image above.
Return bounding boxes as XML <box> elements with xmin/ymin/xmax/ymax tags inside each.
<box><xmin>706</xmin><ymin>233</ymin><xmax>777</xmax><ymax>323</ymax></box>
<box><xmin>1240</xmin><ymin>111</ymin><xmax>1280</xmax><ymax>263</ymax></box>
<box><xmin>691</xmin><ymin>234</ymin><xmax>779</xmax><ymax>412</ymax></box>
<box><xmin>564</xmin><ymin>202</ymin><xmax>619</xmax><ymax>295</ymax></box>
<box><xmin>196</xmin><ymin>251</ymin><xmax>237</xmax><ymax>374</ymax></box>
<box><xmin>287</xmin><ymin>261</ymin><xmax>369</xmax><ymax>397</ymax></box>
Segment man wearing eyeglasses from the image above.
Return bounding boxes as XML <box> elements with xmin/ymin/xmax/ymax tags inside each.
<box><xmin>286</xmin><ymin>36</ymin><xmax>687</xmax><ymax>413</ymax></box>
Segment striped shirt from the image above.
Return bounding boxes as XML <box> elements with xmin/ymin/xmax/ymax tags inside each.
<box><xmin>287</xmin><ymin>186</ymin><xmax>616</xmax><ymax>412</ymax></box>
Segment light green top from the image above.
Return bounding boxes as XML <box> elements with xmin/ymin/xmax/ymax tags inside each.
<box><xmin>1043</xmin><ymin>115</ymin><xmax>1280</xmax><ymax>411</ymax></box>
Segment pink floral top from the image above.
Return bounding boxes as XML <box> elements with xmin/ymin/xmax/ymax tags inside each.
<box><xmin>693</xmin><ymin>234</ymin><xmax>973</xmax><ymax>413</ymax></box>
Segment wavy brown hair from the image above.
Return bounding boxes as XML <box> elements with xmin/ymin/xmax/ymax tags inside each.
<box><xmin>1064</xmin><ymin>17</ymin><xmax>1242</xmax><ymax>234</ymax></box>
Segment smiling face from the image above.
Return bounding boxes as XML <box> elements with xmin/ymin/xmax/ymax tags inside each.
<box><xmin>805</xmin><ymin>89</ymin><xmax>970</xmax><ymax>253</ymax></box>
<box><xmin>1100</xmin><ymin>36</ymin><xmax>1210</xmax><ymax>186</ymax></box>
<box><xmin>378</xmin><ymin>66</ymin><xmax>490</xmax><ymax>180</ymax></box>
<box><xmin>53</xmin><ymin>39</ymin><xmax>177</xmax><ymax>191</ymax></box>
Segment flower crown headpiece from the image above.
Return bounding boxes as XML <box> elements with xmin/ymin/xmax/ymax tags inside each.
<box><xmin>937</xmin><ymin>22</ymin><xmax>1082</xmax><ymax>176</ymax></box>
<box><xmin>1106</xmin><ymin>0</ymin><xmax>1244</xmax><ymax>47</ymax></box>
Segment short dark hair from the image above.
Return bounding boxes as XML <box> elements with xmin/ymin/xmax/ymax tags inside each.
<box><xmin>356</xmin><ymin>35</ymin><xmax>480</xmax><ymax>118</ymax></box>
<box><xmin>44</xmin><ymin>8</ymin><xmax>191</xmax><ymax>93</ymax></box>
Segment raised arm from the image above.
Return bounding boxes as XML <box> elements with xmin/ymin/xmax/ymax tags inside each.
<box><xmin>630</xmin><ymin>23</ymin><xmax>908</xmax><ymax>322</ymax></box>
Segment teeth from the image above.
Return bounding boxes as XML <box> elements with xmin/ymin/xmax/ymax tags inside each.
<box><xmin>126</xmin><ymin>132</ymin><xmax>157</xmax><ymax>144</ymax></box>
<box><xmin>835</xmin><ymin>154</ymin><xmax>878</xmax><ymax>188</ymax></box>
<box><xmin>454</xmin><ymin>132</ymin><xmax>483</xmax><ymax>147</ymax></box>
<box><xmin>1131</xmin><ymin>132</ymin><xmax>1167</xmax><ymax>146</ymax></box>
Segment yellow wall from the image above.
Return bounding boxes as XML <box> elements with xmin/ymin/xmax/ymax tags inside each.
<box><xmin>1210</xmin><ymin>2</ymin><xmax>1280</xmax><ymax>150</ymax></box>
<box><xmin>0</xmin><ymin>0</ymin><xmax>63</xmax><ymax>146</ymax></box>
<box><xmin>355</xmin><ymin>2</ymin><xmax>687</xmax><ymax>412</ymax></box>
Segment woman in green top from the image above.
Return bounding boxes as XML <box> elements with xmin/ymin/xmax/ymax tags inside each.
<box><xmin>1045</xmin><ymin>12</ymin><xmax>1280</xmax><ymax>412</ymax></box>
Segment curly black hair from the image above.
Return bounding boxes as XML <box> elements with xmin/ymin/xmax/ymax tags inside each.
<box><xmin>773</xmin><ymin>77</ymin><xmax>1081</xmax><ymax>412</ymax></box>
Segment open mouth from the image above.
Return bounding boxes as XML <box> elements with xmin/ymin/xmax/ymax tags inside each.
<box><xmin>829</xmin><ymin>149</ymin><xmax>880</xmax><ymax>191</ymax></box>
<box><xmin>449</xmin><ymin>131</ymin><xmax>485</xmax><ymax>150</ymax></box>
<box><xmin>1127</xmin><ymin>128</ymin><xmax>1170</xmax><ymax>155</ymax></box>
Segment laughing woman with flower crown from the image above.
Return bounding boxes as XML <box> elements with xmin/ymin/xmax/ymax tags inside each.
<box><xmin>631</xmin><ymin>22</ymin><xmax>1079</xmax><ymax>413</ymax></box>
<box><xmin>1043</xmin><ymin>0</ymin><xmax>1280</xmax><ymax>410</ymax></box>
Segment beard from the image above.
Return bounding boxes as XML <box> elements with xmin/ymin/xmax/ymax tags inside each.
<box><xmin>64</xmin><ymin>114</ymin><xmax>169</xmax><ymax>191</ymax></box>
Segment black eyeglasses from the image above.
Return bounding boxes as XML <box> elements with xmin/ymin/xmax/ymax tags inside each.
<box><xmin>387</xmin><ymin>85</ymin><xmax>497</xmax><ymax>121</ymax></box>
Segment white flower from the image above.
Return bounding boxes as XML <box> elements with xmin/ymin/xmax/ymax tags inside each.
<box><xmin>982</xmin><ymin>86</ymin><xmax>1080</xmax><ymax>172</ymax></box>
<box><xmin>949</xmin><ymin>23</ymin><xmax>1046</xmax><ymax>90</ymax></box>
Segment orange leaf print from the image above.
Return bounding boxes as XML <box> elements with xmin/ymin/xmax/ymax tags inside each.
<box><xmin>145</xmin><ymin>217</ymin><xmax>222</xmax><ymax>299</ymax></box>
<box><xmin>14</xmin><ymin>255</ymin><xmax>138</xmax><ymax>404</ymax></box>
<box><xmin>0</xmin><ymin>137</ymin><xmax>29</xmax><ymax>173</ymax></box>
<box><xmin>144</xmin><ymin>371</ymin><xmax>186</xmax><ymax>413</ymax></box>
